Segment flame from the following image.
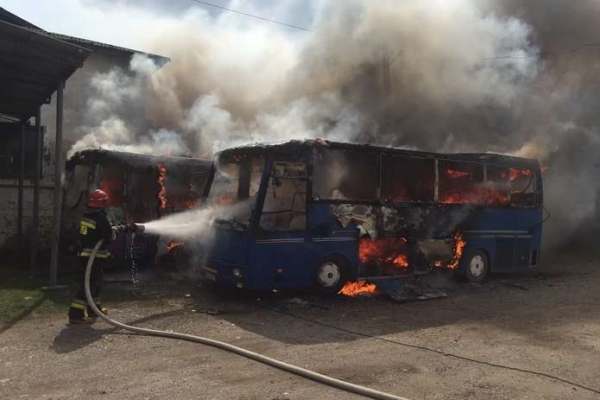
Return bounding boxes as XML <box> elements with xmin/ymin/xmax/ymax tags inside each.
<box><xmin>445</xmin><ymin>168</ymin><xmax>472</xmax><ymax>179</ymax></box>
<box><xmin>439</xmin><ymin>188</ymin><xmax>486</xmax><ymax>205</ymax></box>
<box><xmin>186</xmin><ymin>198</ymin><xmax>199</xmax><ymax>208</ymax></box>
<box><xmin>166</xmin><ymin>241</ymin><xmax>182</xmax><ymax>251</ymax></box>
<box><xmin>447</xmin><ymin>232</ymin><xmax>466</xmax><ymax>270</ymax></box>
<box><xmin>158</xmin><ymin>164</ymin><xmax>167</xmax><ymax>209</ymax></box>
<box><xmin>339</xmin><ymin>281</ymin><xmax>378</xmax><ymax>296</ymax></box>
<box><xmin>509</xmin><ymin>168</ymin><xmax>533</xmax><ymax>181</ymax></box>
<box><xmin>359</xmin><ymin>237</ymin><xmax>409</xmax><ymax>268</ymax></box>
<box><xmin>434</xmin><ymin>260</ymin><xmax>443</xmax><ymax>268</ymax></box>
<box><xmin>390</xmin><ymin>254</ymin><xmax>409</xmax><ymax>268</ymax></box>
<box><xmin>486</xmin><ymin>190</ymin><xmax>510</xmax><ymax>206</ymax></box>
<box><xmin>99</xmin><ymin>178</ymin><xmax>123</xmax><ymax>206</ymax></box>
<box><xmin>186</xmin><ymin>183</ymin><xmax>199</xmax><ymax>208</ymax></box>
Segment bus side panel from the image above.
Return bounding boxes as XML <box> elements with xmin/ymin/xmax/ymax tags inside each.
<box><xmin>206</xmin><ymin>227</ymin><xmax>251</xmax><ymax>288</ymax></box>
<box><xmin>461</xmin><ymin>207</ymin><xmax>543</xmax><ymax>273</ymax></box>
<box><xmin>249</xmin><ymin>233</ymin><xmax>359</xmax><ymax>291</ymax></box>
<box><xmin>249</xmin><ymin>232</ymin><xmax>312</xmax><ymax>291</ymax></box>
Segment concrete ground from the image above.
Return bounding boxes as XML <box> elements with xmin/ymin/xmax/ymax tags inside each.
<box><xmin>1</xmin><ymin>252</ymin><xmax>599</xmax><ymax>400</ymax></box>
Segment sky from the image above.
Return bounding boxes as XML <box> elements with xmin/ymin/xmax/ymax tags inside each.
<box><xmin>0</xmin><ymin>0</ymin><xmax>315</xmax><ymax>54</ymax></box>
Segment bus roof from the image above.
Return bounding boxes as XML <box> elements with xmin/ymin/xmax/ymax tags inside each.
<box><xmin>216</xmin><ymin>139</ymin><xmax>540</xmax><ymax>169</ymax></box>
<box><xmin>66</xmin><ymin>148</ymin><xmax>212</xmax><ymax>170</ymax></box>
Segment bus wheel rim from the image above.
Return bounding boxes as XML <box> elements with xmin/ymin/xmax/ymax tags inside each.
<box><xmin>469</xmin><ymin>255</ymin><xmax>485</xmax><ymax>277</ymax></box>
<box><xmin>318</xmin><ymin>262</ymin><xmax>341</xmax><ymax>287</ymax></box>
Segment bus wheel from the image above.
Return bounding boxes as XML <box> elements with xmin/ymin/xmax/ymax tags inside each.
<box><xmin>465</xmin><ymin>250</ymin><xmax>489</xmax><ymax>284</ymax></box>
<box><xmin>315</xmin><ymin>257</ymin><xmax>347</xmax><ymax>293</ymax></box>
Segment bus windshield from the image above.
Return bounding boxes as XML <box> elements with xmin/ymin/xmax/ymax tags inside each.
<box><xmin>206</xmin><ymin>155</ymin><xmax>265</xmax><ymax>228</ymax></box>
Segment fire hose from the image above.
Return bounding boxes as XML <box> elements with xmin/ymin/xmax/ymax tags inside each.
<box><xmin>83</xmin><ymin>237</ymin><xmax>409</xmax><ymax>400</ymax></box>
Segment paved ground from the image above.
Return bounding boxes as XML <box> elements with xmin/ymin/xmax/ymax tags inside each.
<box><xmin>1</xmin><ymin>252</ymin><xmax>600</xmax><ymax>400</ymax></box>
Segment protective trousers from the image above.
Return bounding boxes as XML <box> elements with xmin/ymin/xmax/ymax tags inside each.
<box><xmin>68</xmin><ymin>258</ymin><xmax>105</xmax><ymax>320</ymax></box>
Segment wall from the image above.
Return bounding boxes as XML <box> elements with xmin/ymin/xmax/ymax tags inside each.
<box><xmin>0</xmin><ymin>48</ymin><xmax>140</xmax><ymax>254</ymax></box>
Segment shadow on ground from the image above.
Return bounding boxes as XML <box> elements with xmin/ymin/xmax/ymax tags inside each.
<box><xmin>51</xmin><ymin>309</ymin><xmax>187</xmax><ymax>354</ymax></box>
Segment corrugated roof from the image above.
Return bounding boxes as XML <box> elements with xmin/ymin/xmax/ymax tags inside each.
<box><xmin>0</xmin><ymin>7</ymin><xmax>169</xmax><ymax>65</ymax></box>
<box><xmin>0</xmin><ymin>20</ymin><xmax>92</xmax><ymax>119</ymax></box>
<box><xmin>29</xmin><ymin>29</ymin><xmax>170</xmax><ymax>65</ymax></box>
<box><xmin>0</xmin><ymin>7</ymin><xmax>40</xmax><ymax>29</ymax></box>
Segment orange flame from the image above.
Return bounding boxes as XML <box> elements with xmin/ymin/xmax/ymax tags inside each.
<box><xmin>390</xmin><ymin>254</ymin><xmax>409</xmax><ymax>268</ymax></box>
<box><xmin>339</xmin><ymin>281</ymin><xmax>378</xmax><ymax>296</ymax></box>
<box><xmin>445</xmin><ymin>168</ymin><xmax>472</xmax><ymax>179</ymax></box>
<box><xmin>186</xmin><ymin>199</ymin><xmax>199</xmax><ymax>208</ymax></box>
<box><xmin>509</xmin><ymin>168</ymin><xmax>533</xmax><ymax>181</ymax></box>
<box><xmin>486</xmin><ymin>190</ymin><xmax>510</xmax><ymax>206</ymax></box>
<box><xmin>447</xmin><ymin>232</ymin><xmax>467</xmax><ymax>270</ymax></box>
<box><xmin>158</xmin><ymin>165</ymin><xmax>167</xmax><ymax>209</ymax></box>
<box><xmin>166</xmin><ymin>241</ymin><xmax>181</xmax><ymax>251</ymax></box>
<box><xmin>359</xmin><ymin>238</ymin><xmax>409</xmax><ymax>269</ymax></box>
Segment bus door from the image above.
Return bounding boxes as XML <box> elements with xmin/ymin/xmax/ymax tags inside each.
<box><xmin>252</xmin><ymin>160</ymin><xmax>311</xmax><ymax>289</ymax></box>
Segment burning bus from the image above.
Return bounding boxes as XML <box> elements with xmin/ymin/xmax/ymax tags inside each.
<box><xmin>62</xmin><ymin>149</ymin><xmax>211</xmax><ymax>269</ymax></box>
<box><xmin>200</xmin><ymin>139</ymin><xmax>543</xmax><ymax>293</ymax></box>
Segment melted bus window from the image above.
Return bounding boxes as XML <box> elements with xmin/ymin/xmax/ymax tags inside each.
<box><xmin>510</xmin><ymin>167</ymin><xmax>536</xmax><ymax>207</ymax></box>
<box><xmin>486</xmin><ymin>165</ymin><xmax>510</xmax><ymax>206</ymax></box>
<box><xmin>438</xmin><ymin>161</ymin><xmax>484</xmax><ymax>204</ymax></box>
<box><xmin>381</xmin><ymin>155</ymin><xmax>435</xmax><ymax>202</ymax></box>
<box><xmin>261</xmin><ymin>162</ymin><xmax>307</xmax><ymax>231</ymax></box>
<box><xmin>313</xmin><ymin>148</ymin><xmax>378</xmax><ymax>201</ymax></box>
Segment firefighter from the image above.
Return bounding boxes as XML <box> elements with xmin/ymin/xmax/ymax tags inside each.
<box><xmin>68</xmin><ymin>189</ymin><xmax>114</xmax><ymax>325</ymax></box>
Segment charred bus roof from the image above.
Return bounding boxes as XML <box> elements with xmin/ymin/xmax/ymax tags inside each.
<box><xmin>216</xmin><ymin>139</ymin><xmax>541</xmax><ymax>170</ymax></box>
<box><xmin>67</xmin><ymin>149</ymin><xmax>212</xmax><ymax>171</ymax></box>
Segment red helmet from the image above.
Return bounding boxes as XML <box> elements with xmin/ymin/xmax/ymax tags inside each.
<box><xmin>88</xmin><ymin>189</ymin><xmax>109</xmax><ymax>208</ymax></box>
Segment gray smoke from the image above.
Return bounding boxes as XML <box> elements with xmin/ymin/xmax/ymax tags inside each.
<box><xmin>68</xmin><ymin>0</ymin><xmax>600</xmax><ymax>249</ymax></box>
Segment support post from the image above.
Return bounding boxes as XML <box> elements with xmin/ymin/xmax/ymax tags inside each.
<box><xmin>17</xmin><ymin>121</ymin><xmax>25</xmax><ymax>251</ymax></box>
<box><xmin>30</xmin><ymin>107</ymin><xmax>42</xmax><ymax>274</ymax></box>
<box><xmin>49</xmin><ymin>81</ymin><xmax>64</xmax><ymax>286</ymax></box>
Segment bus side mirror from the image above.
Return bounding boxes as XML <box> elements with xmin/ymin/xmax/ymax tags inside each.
<box><xmin>311</xmin><ymin>223</ymin><xmax>332</xmax><ymax>237</ymax></box>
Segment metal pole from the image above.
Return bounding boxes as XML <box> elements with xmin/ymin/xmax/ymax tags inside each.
<box><xmin>49</xmin><ymin>81</ymin><xmax>64</xmax><ymax>286</ymax></box>
<box><xmin>30</xmin><ymin>107</ymin><xmax>42</xmax><ymax>275</ymax></box>
<box><xmin>17</xmin><ymin>121</ymin><xmax>25</xmax><ymax>251</ymax></box>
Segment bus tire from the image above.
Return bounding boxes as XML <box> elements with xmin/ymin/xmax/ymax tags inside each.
<box><xmin>315</xmin><ymin>256</ymin><xmax>349</xmax><ymax>294</ymax></box>
<box><xmin>464</xmin><ymin>249</ymin><xmax>489</xmax><ymax>284</ymax></box>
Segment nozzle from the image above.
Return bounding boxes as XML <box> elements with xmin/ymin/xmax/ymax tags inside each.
<box><xmin>112</xmin><ymin>223</ymin><xmax>145</xmax><ymax>234</ymax></box>
<box><xmin>131</xmin><ymin>223</ymin><xmax>145</xmax><ymax>234</ymax></box>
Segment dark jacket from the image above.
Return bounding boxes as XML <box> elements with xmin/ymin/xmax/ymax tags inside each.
<box><xmin>78</xmin><ymin>209</ymin><xmax>114</xmax><ymax>258</ymax></box>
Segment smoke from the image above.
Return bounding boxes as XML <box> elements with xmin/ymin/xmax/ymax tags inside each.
<box><xmin>66</xmin><ymin>0</ymin><xmax>600</xmax><ymax>249</ymax></box>
<box><xmin>142</xmin><ymin>201</ymin><xmax>250</xmax><ymax>239</ymax></box>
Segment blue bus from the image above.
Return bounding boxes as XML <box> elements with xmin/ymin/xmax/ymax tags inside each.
<box><xmin>200</xmin><ymin>139</ymin><xmax>543</xmax><ymax>292</ymax></box>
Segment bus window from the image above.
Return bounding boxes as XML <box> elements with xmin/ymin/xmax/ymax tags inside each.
<box><xmin>438</xmin><ymin>161</ymin><xmax>484</xmax><ymax>204</ymax></box>
<box><xmin>381</xmin><ymin>156</ymin><xmax>435</xmax><ymax>202</ymax></box>
<box><xmin>207</xmin><ymin>156</ymin><xmax>265</xmax><ymax>226</ymax></box>
<box><xmin>65</xmin><ymin>164</ymin><xmax>90</xmax><ymax>209</ymax></box>
<box><xmin>486</xmin><ymin>165</ymin><xmax>510</xmax><ymax>206</ymax></box>
<box><xmin>313</xmin><ymin>148</ymin><xmax>378</xmax><ymax>201</ymax></box>
<box><xmin>510</xmin><ymin>167</ymin><xmax>535</xmax><ymax>207</ymax></box>
<box><xmin>100</xmin><ymin>166</ymin><xmax>125</xmax><ymax>207</ymax></box>
<box><xmin>260</xmin><ymin>162</ymin><xmax>307</xmax><ymax>231</ymax></box>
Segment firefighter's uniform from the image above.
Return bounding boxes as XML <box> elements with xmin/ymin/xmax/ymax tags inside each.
<box><xmin>68</xmin><ymin>209</ymin><xmax>114</xmax><ymax>322</ymax></box>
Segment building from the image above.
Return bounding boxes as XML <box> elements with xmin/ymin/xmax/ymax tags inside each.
<box><xmin>0</xmin><ymin>7</ymin><xmax>168</xmax><ymax>278</ymax></box>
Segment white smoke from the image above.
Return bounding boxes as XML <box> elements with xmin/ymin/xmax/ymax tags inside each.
<box><xmin>69</xmin><ymin>0</ymin><xmax>537</xmax><ymax>158</ymax></box>
<box><xmin>61</xmin><ymin>0</ymin><xmax>600</xmax><ymax>249</ymax></box>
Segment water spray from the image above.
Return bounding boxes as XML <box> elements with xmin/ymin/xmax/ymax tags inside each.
<box><xmin>83</xmin><ymin>238</ymin><xmax>409</xmax><ymax>400</ymax></box>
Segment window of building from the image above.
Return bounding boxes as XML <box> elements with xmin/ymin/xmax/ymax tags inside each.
<box><xmin>0</xmin><ymin>123</ymin><xmax>43</xmax><ymax>179</ymax></box>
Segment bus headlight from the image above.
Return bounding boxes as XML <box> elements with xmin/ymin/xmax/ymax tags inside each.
<box><xmin>233</xmin><ymin>268</ymin><xmax>242</xmax><ymax>278</ymax></box>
